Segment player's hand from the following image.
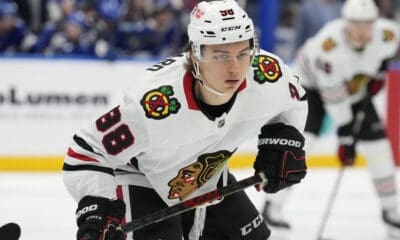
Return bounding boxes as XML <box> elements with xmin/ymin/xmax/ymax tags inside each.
<box><xmin>253</xmin><ymin>123</ymin><xmax>307</xmax><ymax>193</ymax></box>
<box><xmin>76</xmin><ymin>196</ymin><xmax>125</xmax><ymax>240</ymax></box>
<box><xmin>337</xmin><ymin>143</ymin><xmax>356</xmax><ymax>166</ymax></box>
<box><xmin>367</xmin><ymin>77</ymin><xmax>385</xmax><ymax>96</ymax></box>
<box><xmin>337</xmin><ymin>123</ymin><xmax>356</xmax><ymax>166</ymax></box>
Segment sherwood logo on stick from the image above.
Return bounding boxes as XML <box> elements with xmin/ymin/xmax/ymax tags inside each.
<box><xmin>0</xmin><ymin>87</ymin><xmax>109</xmax><ymax>106</ymax></box>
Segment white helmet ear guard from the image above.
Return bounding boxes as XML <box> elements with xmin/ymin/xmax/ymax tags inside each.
<box><xmin>188</xmin><ymin>0</ymin><xmax>257</xmax><ymax>60</ymax></box>
<box><xmin>341</xmin><ymin>0</ymin><xmax>378</xmax><ymax>21</ymax></box>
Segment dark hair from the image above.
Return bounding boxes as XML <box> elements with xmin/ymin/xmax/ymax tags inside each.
<box><xmin>183</xmin><ymin>42</ymin><xmax>194</xmax><ymax>73</ymax></box>
<box><xmin>184</xmin><ymin>42</ymin><xmax>208</xmax><ymax>73</ymax></box>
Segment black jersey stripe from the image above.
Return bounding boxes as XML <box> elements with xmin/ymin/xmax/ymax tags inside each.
<box><xmin>73</xmin><ymin>134</ymin><xmax>95</xmax><ymax>153</ymax></box>
<box><xmin>63</xmin><ymin>163</ymin><xmax>114</xmax><ymax>176</ymax></box>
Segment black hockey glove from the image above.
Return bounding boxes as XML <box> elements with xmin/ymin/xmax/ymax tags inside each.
<box><xmin>253</xmin><ymin>123</ymin><xmax>307</xmax><ymax>193</ymax></box>
<box><xmin>337</xmin><ymin>123</ymin><xmax>356</xmax><ymax>166</ymax></box>
<box><xmin>367</xmin><ymin>77</ymin><xmax>385</xmax><ymax>96</ymax></box>
<box><xmin>76</xmin><ymin>196</ymin><xmax>126</xmax><ymax>240</ymax></box>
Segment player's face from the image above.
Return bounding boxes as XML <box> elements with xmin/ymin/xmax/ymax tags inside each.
<box><xmin>65</xmin><ymin>24</ymin><xmax>83</xmax><ymax>42</ymax></box>
<box><xmin>198</xmin><ymin>40</ymin><xmax>252</xmax><ymax>95</ymax></box>
<box><xmin>345</xmin><ymin>20</ymin><xmax>374</xmax><ymax>49</ymax></box>
<box><xmin>0</xmin><ymin>16</ymin><xmax>15</xmax><ymax>32</ymax></box>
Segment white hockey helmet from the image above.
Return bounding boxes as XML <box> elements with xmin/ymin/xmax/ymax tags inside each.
<box><xmin>187</xmin><ymin>0</ymin><xmax>256</xmax><ymax>60</ymax></box>
<box><xmin>341</xmin><ymin>0</ymin><xmax>378</xmax><ymax>21</ymax></box>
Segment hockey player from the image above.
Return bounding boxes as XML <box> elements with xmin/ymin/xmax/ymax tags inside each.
<box><xmin>63</xmin><ymin>1</ymin><xmax>308</xmax><ymax>239</ymax></box>
<box><xmin>263</xmin><ymin>0</ymin><xmax>400</xmax><ymax>234</ymax></box>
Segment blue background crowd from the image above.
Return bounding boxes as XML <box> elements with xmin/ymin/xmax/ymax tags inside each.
<box><xmin>0</xmin><ymin>0</ymin><xmax>397</xmax><ymax>61</ymax></box>
<box><xmin>0</xmin><ymin>0</ymin><xmax>197</xmax><ymax>60</ymax></box>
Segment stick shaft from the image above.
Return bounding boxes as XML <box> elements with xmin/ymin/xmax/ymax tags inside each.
<box><xmin>317</xmin><ymin>95</ymin><xmax>370</xmax><ymax>239</ymax></box>
<box><xmin>316</xmin><ymin>168</ymin><xmax>345</xmax><ymax>240</ymax></box>
<box><xmin>121</xmin><ymin>172</ymin><xmax>266</xmax><ymax>233</ymax></box>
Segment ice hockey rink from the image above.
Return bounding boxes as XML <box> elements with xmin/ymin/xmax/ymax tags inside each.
<box><xmin>1</xmin><ymin>56</ymin><xmax>399</xmax><ymax>239</ymax></box>
<box><xmin>1</xmin><ymin>167</ymin><xmax>400</xmax><ymax>240</ymax></box>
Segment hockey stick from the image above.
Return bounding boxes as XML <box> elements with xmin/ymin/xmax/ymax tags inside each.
<box><xmin>316</xmin><ymin>166</ymin><xmax>345</xmax><ymax>240</ymax></box>
<box><xmin>316</xmin><ymin>95</ymin><xmax>371</xmax><ymax>240</ymax></box>
<box><xmin>120</xmin><ymin>172</ymin><xmax>267</xmax><ymax>233</ymax></box>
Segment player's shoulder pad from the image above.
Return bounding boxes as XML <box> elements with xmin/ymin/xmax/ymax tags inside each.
<box><xmin>135</xmin><ymin>53</ymin><xmax>187</xmax><ymax>89</ymax></box>
<box><xmin>321</xmin><ymin>37</ymin><xmax>337</xmax><ymax>52</ymax></box>
<box><xmin>250</xmin><ymin>50</ymin><xmax>306</xmax><ymax>101</ymax></box>
<box><xmin>375</xmin><ymin>18</ymin><xmax>400</xmax><ymax>44</ymax></box>
<box><xmin>145</xmin><ymin>53</ymin><xmax>186</xmax><ymax>75</ymax></box>
<box><xmin>124</xmin><ymin>54</ymin><xmax>186</xmax><ymax>120</ymax></box>
<box><xmin>123</xmin><ymin>80</ymin><xmax>182</xmax><ymax>121</ymax></box>
<box><xmin>314</xmin><ymin>19</ymin><xmax>344</xmax><ymax>53</ymax></box>
<box><xmin>251</xmin><ymin>49</ymin><xmax>286</xmax><ymax>84</ymax></box>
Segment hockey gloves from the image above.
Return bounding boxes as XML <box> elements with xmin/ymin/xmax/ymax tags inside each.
<box><xmin>367</xmin><ymin>77</ymin><xmax>385</xmax><ymax>96</ymax></box>
<box><xmin>337</xmin><ymin>123</ymin><xmax>356</xmax><ymax>166</ymax></box>
<box><xmin>76</xmin><ymin>196</ymin><xmax>126</xmax><ymax>240</ymax></box>
<box><xmin>254</xmin><ymin>123</ymin><xmax>307</xmax><ymax>193</ymax></box>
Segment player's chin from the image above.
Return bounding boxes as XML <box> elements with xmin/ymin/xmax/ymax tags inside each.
<box><xmin>351</xmin><ymin>39</ymin><xmax>370</xmax><ymax>48</ymax></box>
<box><xmin>221</xmin><ymin>86</ymin><xmax>239</xmax><ymax>95</ymax></box>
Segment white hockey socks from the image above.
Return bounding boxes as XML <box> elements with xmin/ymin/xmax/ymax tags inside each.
<box><xmin>361</xmin><ymin>139</ymin><xmax>398</xmax><ymax>211</ymax></box>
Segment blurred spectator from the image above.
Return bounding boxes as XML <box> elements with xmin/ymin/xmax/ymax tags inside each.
<box><xmin>243</xmin><ymin>0</ymin><xmax>259</xmax><ymax>30</ymax></box>
<box><xmin>128</xmin><ymin>0</ymin><xmax>185</xmax><ymax>57</ymax></box>
<box><xmin>93</xmin><ymin>0</ymin><xmax>131</xmax><ymax>60</ymax></box>
<box><xmin>124</xmin><ymin>0</ymin><xmax>153</xmax><ymax>22</ymax></box>
<box><xmin>60</xmin><ymin>0</ymin><xmax>74</xmax><ymax>14</ymax></box>
<box><xmin>39</xmin><ymin>11</ymin><xmax>95</xmax><ymax>55</ymax></box>
<box><xmin>274</xmin><ymin>2</ymin><xmax>298</xmax><ymax>62</ymax></box>
<box><xmin>294</xmin><ymin>0</ymin><xmax>342</xmax><ymax>50</ymax></box>
<box><xmin>0</xmin><ymin>1</ymin><xmax>35</xmax><ymax>53</ymax></box>
<box><xmin>14</xmin><ymin>0</ymin><xmax>50</xmax><ymax>34</ymax></box>
<box><xmin>46</xmin><ymin>0</ymin><xmax>75</xmax><ymax>22</ymax></box>
<box><xmin>182</xmin><ymin>0</ymin><xmax>197</xmax><ymax>11</ymax></box>
<box><xmin>46</xmin><ymin>0</ymin><xmax>95</xmax><ymax>26</ymax></box>
<box><xmin>96</xmin><ymin>0</ymin><xmax>126</xmax><ymax>21</ymax></box>
<box><xmin>27</xmin><ymin>0</ymin><xmax>81</xmax><ymax>53</ymax></box>
<box><xmin>0</xmin><ymin>0</ymin><xmax>360</xmax><ymax>60</ymax></box>
<box><xmin>375</xmin><ymin>0</ymin><xmax>395</xmax><ymax>18</ymax></box>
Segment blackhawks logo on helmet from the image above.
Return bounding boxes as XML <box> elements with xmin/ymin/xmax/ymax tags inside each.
<box><xmin>140</xmin><ymin>85</ymin><xmax>181</xmax><ymax>120</ymax></box>
<box><xmin>252</xmin><ymin>55</ymin><xmax>282</xmax><ymax>84</ymax></box>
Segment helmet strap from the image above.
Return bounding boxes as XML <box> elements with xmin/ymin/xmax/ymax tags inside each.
<box><xmin>192</xmin><ymin>61</ymin><xmax>229</xmax><ymax>96</ymax></box>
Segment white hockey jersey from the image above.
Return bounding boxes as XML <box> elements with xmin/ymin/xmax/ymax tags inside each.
<box><xmin>293</xmin><ymin>18</ymin><xmax>399</xmax><ymax>126</ymax></box>
<box><xmin>63</xmin><ymin>49</ymin><xmax>308</xmax><ymax>206</ymax></box>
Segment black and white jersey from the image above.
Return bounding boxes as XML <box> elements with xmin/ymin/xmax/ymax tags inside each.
<box><xmin>63</xmin><ymin>49</ymin><xmax>308</xmax><ymax>206</ymax></box>
<box><xmin>293</xmin><ymin>18</ymin><xmax>399</xmax><ymax>125</ymax></box>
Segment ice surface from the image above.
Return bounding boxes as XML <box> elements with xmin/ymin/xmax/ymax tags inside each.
<box><xmin>1</xmin><ymin>168</ymin><xmax>399</xmax><ymax>240</ymax></box>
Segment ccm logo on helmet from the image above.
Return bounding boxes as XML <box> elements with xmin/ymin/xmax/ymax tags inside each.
<box><xmin>76</xmin><ymin>204</ymin><xmax>98</xmax><ymax>218</ymax></box>
<box><xmin>258</xmin><ymin>138</ymin><xmax>302</xmax><ymax>148</ymax></box>
<box><xmin>221</xmin><ymin>25</ymin><xmax>241</xmax><ymax>32</ymax></box>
